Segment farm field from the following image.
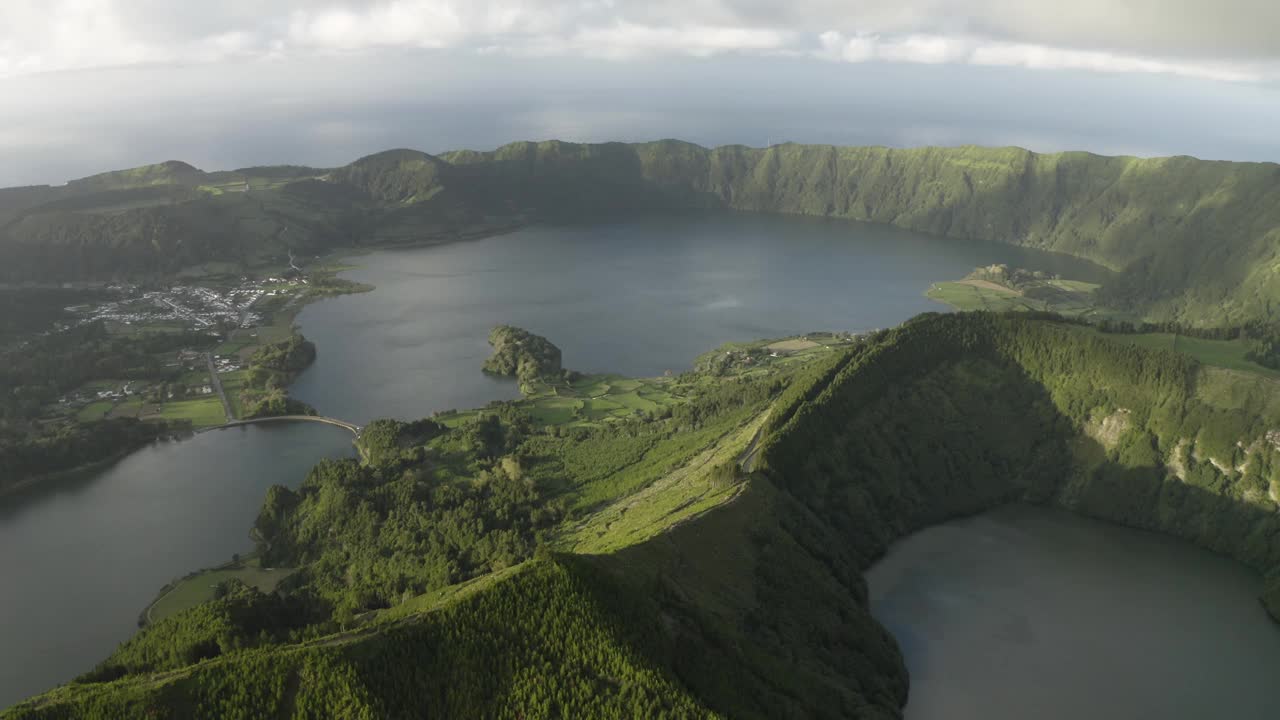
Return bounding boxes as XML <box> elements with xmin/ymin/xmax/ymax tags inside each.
<box><xmin>156</xmin><ymin>396</ymin><xmax>227</xmax><ymax>428</ymax></box>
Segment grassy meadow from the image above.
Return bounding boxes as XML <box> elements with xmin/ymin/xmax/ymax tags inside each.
<box><xmin>147</xmin><ymin>561</ymin><xmax>295</xmax><ymax>624</ymax></box>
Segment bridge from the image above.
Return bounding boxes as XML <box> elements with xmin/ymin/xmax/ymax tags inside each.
<box><xmin>205</xmin><ymin>415</ymin><xmax>363</xmax><ymax>436</ymax></box>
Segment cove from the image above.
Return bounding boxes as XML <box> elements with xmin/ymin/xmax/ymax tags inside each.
<box><xmin>0</xmin><ymin>424</ymin><xmax>355</xmax><ymax>708</ymax></box>
<box><xmin>866</xmin><ymin>504</ymin><xmax>1280</xmax><ymax>720</ymax></box>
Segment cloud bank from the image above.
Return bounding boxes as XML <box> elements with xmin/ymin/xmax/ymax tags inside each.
<box><xmin>2</xmin><ymin>0</ymin><xmax>1277</xmax><ymax>81</ymax></box>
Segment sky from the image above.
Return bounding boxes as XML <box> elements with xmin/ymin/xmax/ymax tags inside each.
<box><xmin>2</xmin><ymin>1</ymin><xmax>1279</xmax><ymax>186</ymax></box>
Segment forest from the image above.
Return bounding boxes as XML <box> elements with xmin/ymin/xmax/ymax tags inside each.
<box><xmin>10</xmin><ymin>312</ymin><xmax>1280</xmax><ymax>718</ymax></box>
<box><xmin>237</xmin><ymin>335</ymin><xmax>318</xmax><ymax>418</ymax></box>
<box><xmin>482</xmin><ymin>325</ymin><xmax>570</xmax><ymax>388</ymax></box>
<box><xmin>0</xmin><ymin>323</ymin><xmax>212</xmax><ymax>493</ymax></box>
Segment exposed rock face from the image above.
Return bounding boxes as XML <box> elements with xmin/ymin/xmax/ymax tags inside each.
<box><xmin>1084</xmin><ymin>408</ymin><xmax>1131</xmax><ymax>450</ymax></box>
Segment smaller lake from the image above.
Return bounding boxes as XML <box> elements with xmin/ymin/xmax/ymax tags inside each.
<box><xmin>866</xmin><ymin>504</ymin><xmax>1280</xmax><ymax>720</ymax></box>
<box><xmin>0</xmin><ymin>424</ymin><xmax>356</xmax><ymax>709</ymax></box>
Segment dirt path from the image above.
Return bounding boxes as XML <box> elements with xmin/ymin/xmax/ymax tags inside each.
<box><xmin>737</xmin><ymin>422</ymin><xmax>767</xmax><ymax>472</ymax></box>
<box><xmin>957</xmin><ymin>278</ymin><xmax>1021</xmax><ymax>295</ymax></box>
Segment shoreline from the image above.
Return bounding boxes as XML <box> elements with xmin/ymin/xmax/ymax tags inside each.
<box><xmin>122</xmin><ymin>225</ymin><xmax>532</xmax><ymax>626</ymax></box>
<box><xmin>1</xmin><ymin>222</ymin><xmax>525</xmax><ymax>500</ymax></box>
<box><xmin>0</xmin><ymin>433</ymin><xmax>188</xmax><ymax>501</ymax></box>
<box><xmin>137</xmin><ymin>553</ymin><xmax>286</xmax><ymax>627</ymax></box>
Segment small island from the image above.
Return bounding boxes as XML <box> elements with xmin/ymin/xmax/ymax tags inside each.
<box><xmin>482</xmin><ymin>325</ymin><xmax>576</xmax><ymax>392</ymax></box>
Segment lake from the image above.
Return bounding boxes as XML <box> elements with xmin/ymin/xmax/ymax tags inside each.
<box><xmin>289</xmin><ymin>212</ymin><xmax>1107</xmax><ymax>424</ymax></box>
<box><xmin>0</xmin><ymin>424</ymin><xmax>355</xmax><ymax>708</ymax></box>
<box><xmin>3</xmin><ymin>211</ymin><xmax>1275</xmax><ymax>713</ymax></box>
<box><xmin>866</xmin><ymin>504</ymin><xmax>1280</xmax><ymax>720</ymax></box>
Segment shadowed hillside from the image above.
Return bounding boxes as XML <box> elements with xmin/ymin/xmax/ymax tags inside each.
<box><xmin>448</xmin><ymin>141</ymin><xmax>1280</xmax><ymax>324</ymax></box>
<box><xmin>8</xmin><ymin>312</ymin><xmax>1280</xmax><ymax>718</ymax></box>
<box><xmin>3</xmin><ymin>141</ymin><xmax>1278</xmax><ymax>325</ymax></box>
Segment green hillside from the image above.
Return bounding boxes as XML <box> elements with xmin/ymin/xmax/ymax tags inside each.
<box><xmin>3</xmin><ymin>142</ymin><xmax>1278</xmax><ymax>324</ymax></box>
<box><xmin>448</xmin><ymin>141</ymin><xmax>1280</xmax><ymax>324</ymax></box>
<box><xmin>9</xmin><ymin>313</ymin><xmax>1280</xmax><ymax>718</ymax></box>
<box><xmin>329</xmin><ymin>149</ymin><xmax>453</xmax><ymax>205</ymax></box>
<box><xmin>66</xmin><ymin>161</ymin><xmax>206</xmax><ymax>194</ymax></box>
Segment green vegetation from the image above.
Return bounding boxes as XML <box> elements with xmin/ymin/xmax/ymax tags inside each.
<box><xmin>1241</xmin><ymin>323</ymin><xmax>1280</xmax><ymax>370</ymax></box>
<box><xmin>157</xmin><ymin>396</ymin><xmax>228</xmax><ymax>428</ymax></box>
<box><xmin>329</xmin><ymin>149</ymin><xmax>451</xmax><ymax>205</ymax></box>
<box><xmin>0</xmin><ymin>262</ymin><xmax>351</xmax><ymax>479</ymax></box>
<box><xmin>80</xmin><ymin>579</ymin><xmax>325</xmax><ymax>683</ymax></box>
<box><xmin>8</xmin><ymin>327</ymin><xmax>907</xmax><ymax>718</ymax></box>
<box><xmin>237</xmin><ymin>335</ymin><xmax>317</xmax><ymax>418</ymax></box>
<box><xmin>928</xmin><ymin>264</ymin><xmax>1106</xmax><ymax>317</ymax></box>
<box><xmin>481</xmin><ymin>325</ymin><xmax>570</xmax><ymax>389</ymax></box>
<box><xmin>354</xmin><ymin>418</ymin><xmax>444</xmax><ymax>465</ymax></box>
<box><xmin>7</xmin><ymin>141</ymin><xmax>1280</xmax><ymax>326</ymax></box>
<box><xmin>0</xmin><ymin>419</ymin><xmax>181</xmax><ymax>496</ymax></box>
<box><xmin>67</xmin><ymin>161</ymin><xmax>205</xmax><ymax>194</ymax></box>
<box><xmin>931</xmin><ymin>266</ymin><xmax>1280</xmax><ymax>378</ymax></box>
<box><xmin>147</xmin><ymin>562</ymin><xmax>296</xmax><ymax>624</ymax></box>
<box><xmin>445</xmin><ymin>140</ymin><xmax>1280</xmax><ymax>326</ymax></box>
<box><xmin>12</xmin><ymin>315</ymin><xmax>1280</xmax><ymax>716</ymax></box>
<box><xmin>9</xmin><ymin>140</ymin><xmax>1280</xmax><ymax>714</ymax></box>
<box><xmin>74</xmin><ymin>401</ymin><xmax>115</xmax><ymax>422</ymax></box>
<box><xmin>0</xmin><ymin>288</ymin><xmax>105</xmax><ymax>340</ymax></box>
<box><xmin>1091</xmin><ymin>330</ymin><xmax>1280</xmax><ymax>378</ymax></box>
<box><xmin>0</xmin><ymin>323</ymin><xmax>211</xmax><ymax>494</ymax></box>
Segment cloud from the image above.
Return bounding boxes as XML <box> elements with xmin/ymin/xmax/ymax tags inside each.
<box><xmin>567</xmin><ymin>23</ymin><xmax>794</xmax><ymax>59</ymax></box>
<box><xmin>817</xmin><ymin>31</ymin><xmax>1265</xmax><ymax>83</ymax></box>
<box><xmin>1</xmin><ymin>51</ymin><xmax>1278</xmax><ymax>187</ymax></box>
<box><xmin>0</xmin><ymin>1</ymin><xmax>1277</xmax><ymax>82</ymax></box>
<box><xmin>286</xmin><ymin>2</ymin><xmax>465</xmax><ymax>50</ymax></box>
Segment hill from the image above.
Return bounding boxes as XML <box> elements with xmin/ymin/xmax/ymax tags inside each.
<box><xmin>8</xmin><ymin>312</ymin><xmax>1280</xmax><ymax>718</ymax></box>
<box><xmin>66</xmin><ymin>161</ymin><xmax>206</xmax><ymax>194</ymax></box>
<box><xmin>2</xmin><ymin>141</ymin><xmax>1278</xmax><ymax>324</ymax></box>
<box><xmin>446</xmin><ymin>141</ymin><xmax>1280</xmax><ymax>324</ymax></box>
<box><xmin>0</xmin><ymin>152</ymin><xmax>483</xmax><ymax>282</ymax></box>
<box><xmin>482</xmin><ymin>325</ymin><xmax>567</xmax><ymax>388</ymax></box>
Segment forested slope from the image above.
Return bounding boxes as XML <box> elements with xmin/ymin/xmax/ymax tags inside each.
<box><xmin>448</xmin><ymin>140</ymin><xmax>1280</xmax><ymax>324</ymax></box>
<box><xmin>0</xmin><ymin>154</ymin><xmax>483</xmax><ymax>281</ymax></box>
<box><xmin>10</xmin><ymin>312</ymin><xmax>1280</xmax><ymax>718</ymax></box>
<box><xmin>759</xmin><ymin>313</ymin><xmax>1280</xmax><ymax>567</ymax></box>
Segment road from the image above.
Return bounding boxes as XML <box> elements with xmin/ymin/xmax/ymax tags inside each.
<box><xmin>205</xmin><ymin>353</ymin><xmax>235</xmax><ymax>423</ymax></box>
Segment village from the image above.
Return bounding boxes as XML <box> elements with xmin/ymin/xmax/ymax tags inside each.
<box><xmin>63</xmin><ymin>275</ymin><xmax>309</xmax><ymax>331</ymax></box>
<box><xmin>49</xmin><ymin>275</ymin><xmax>315</xmax><ymax>427</ymax></box>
